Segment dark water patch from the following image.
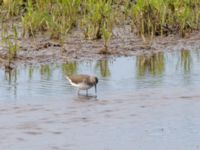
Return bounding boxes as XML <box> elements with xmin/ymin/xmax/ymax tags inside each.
<box><xmin>51</xmin><ymin>131</ymin><xmax>62</xmax><ymax>135</ymax></box>
<box><xmin>24</xmin><ymin>131</ymin><xmax>43</xmax><ymax>135</ymax></box>
<box><xmin>16</xmin><ymin>137</ymin><xmax>25</xmax><ymax>141</ymax></box>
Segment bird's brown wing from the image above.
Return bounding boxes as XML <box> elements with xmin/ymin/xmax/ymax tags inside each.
<box><xmin>69</xmin><ymin>74</ymin><xmax>90</xmax><ymax>84</ymax></box>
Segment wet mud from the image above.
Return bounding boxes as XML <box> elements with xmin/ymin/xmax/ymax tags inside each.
<box><xmin>0</xmin><ymin>25</ymin><xmax>200</xmax><ymax>68</ymax></box>
<box><xmin>1</xmin><ymin>88</ymin><xmax>200</xmax><ymax>150</ymax></box>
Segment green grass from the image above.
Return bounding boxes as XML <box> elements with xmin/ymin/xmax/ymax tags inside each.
<box><xmin>130</xmin><ymin>0</ymin><xmax>200</xmax><ymax>37</ymax></box>
<box><xmin>1</xmin><ymin>24</ymin><xmax>19</xmax><ymax>64</ymax></box>
<box><xmin>22</xmin><ymin>0</ymin><xmax>81</xmax><ymax>39</ymax></box>
<box><xmin>0</xmin><ymin>0</ymin><xmax>200</xmax><ymax>50</ymax></box>
<box><xmin>1</xmin><ymin>0</ymin><xmax>24</xmax><ymax>18</ymax></box>
<box><xmin>81</xmin><ymin>0</ymin><xmax>113</xmax><ymax>40</ymax></box>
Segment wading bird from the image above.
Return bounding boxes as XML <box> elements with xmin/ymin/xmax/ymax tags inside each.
<box><xmin>66</xmin><ymin>74</ymin><xmax>98</xmax><ymax>96</ymax></box>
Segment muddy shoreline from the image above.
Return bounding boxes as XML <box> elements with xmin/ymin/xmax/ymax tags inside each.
<box><xmin>0</xmin><ymin>25</ymin><xmax>200</xmax><ymax>68</ymax></box>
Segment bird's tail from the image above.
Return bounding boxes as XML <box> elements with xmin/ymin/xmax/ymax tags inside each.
<box><xmin>65</xmin><ymin>75</ymin><xmax>70</xmax><ymax>81</ymax></box>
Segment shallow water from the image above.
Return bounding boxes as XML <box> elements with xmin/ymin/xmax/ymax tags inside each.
<box><xmin>1</xmin><ymin>49</ymin><xmax>200</xmax><ymax>102</ymax></box>
<box><xmin>1</xmin><ymin>49</ymin><xmax>200</xmax><ymax>150</ymax></box>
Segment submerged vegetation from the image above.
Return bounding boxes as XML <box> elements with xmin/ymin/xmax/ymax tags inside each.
<box><xmin>136</xmin><ymin>49</ymin><xmax>194</xmax><ymax>77</ymax></box>
<box><xmin>0</xmin><ymin>0</ymin><xmax>200</xmax><ymax>55</ymax></box>
<box><xmin>3</xmin><ymin>50</ymin><xmax>196</xmax><ymax>81</ymax></box>
<box><xmin>136</xmin><ymin>52</ymin><xmax>165</xmax><ymax>76</ymax></box>
<box><xmin>179</xmin><ymin>48</ymin><xmax>191</xmax><ymax>73</ymax></box>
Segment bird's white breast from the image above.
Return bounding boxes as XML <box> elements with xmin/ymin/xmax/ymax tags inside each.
<box><xmin>77</xmin><ymin>83</ymin><xmax>92</xmax><ymax>90</ymax></box>
<box><xmin>68</xmin><ymin>78</ymin><xmax>92</xmax><ymax>90</ymax></box>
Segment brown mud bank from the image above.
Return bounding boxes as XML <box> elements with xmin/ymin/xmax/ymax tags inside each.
<box><xmin>0</xmin><ymin>25</ymin><xmax>200</xmax><ymax>68</ymax></box>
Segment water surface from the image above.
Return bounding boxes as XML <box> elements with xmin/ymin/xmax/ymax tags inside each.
<box><xmin>0</xmin><ymin>49</ymin><xmax>200</xmax><ymax>150</ymax></box>
<box><xmin>1</xmin><ymin>49</ymin><xmax>200</xmax><ymax>102</ymax></box>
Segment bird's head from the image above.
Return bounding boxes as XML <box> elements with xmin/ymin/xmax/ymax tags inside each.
<box><xmin>90</xmin><ymin>76</ymin><xmax>98</xmax><ymax>85</ymax></box>
<box><xmin>95</xmin><ymin>77</ymin><xmax>98</xmax><ymax>85</ymax></box>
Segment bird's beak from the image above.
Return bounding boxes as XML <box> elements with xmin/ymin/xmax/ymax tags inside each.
<box><xmin>95</xmin><ymin>84</ymin><xmax>97</xmax><ymax>94</ymax></box>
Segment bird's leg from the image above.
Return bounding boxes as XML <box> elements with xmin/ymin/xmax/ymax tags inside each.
<box><xmin>95</xmin><ymin>84</ymin><xmax>97</xmax><ymax>96</ymax></box>
<box><xmin>86</xmin><ymin>90</ymin><xmax>88</xmax><ymax>96</ymax></box>
<box><xmin>77</xmin><ymin>89</ymin><xmax>80</xmax><ymax>95</ymax></box>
